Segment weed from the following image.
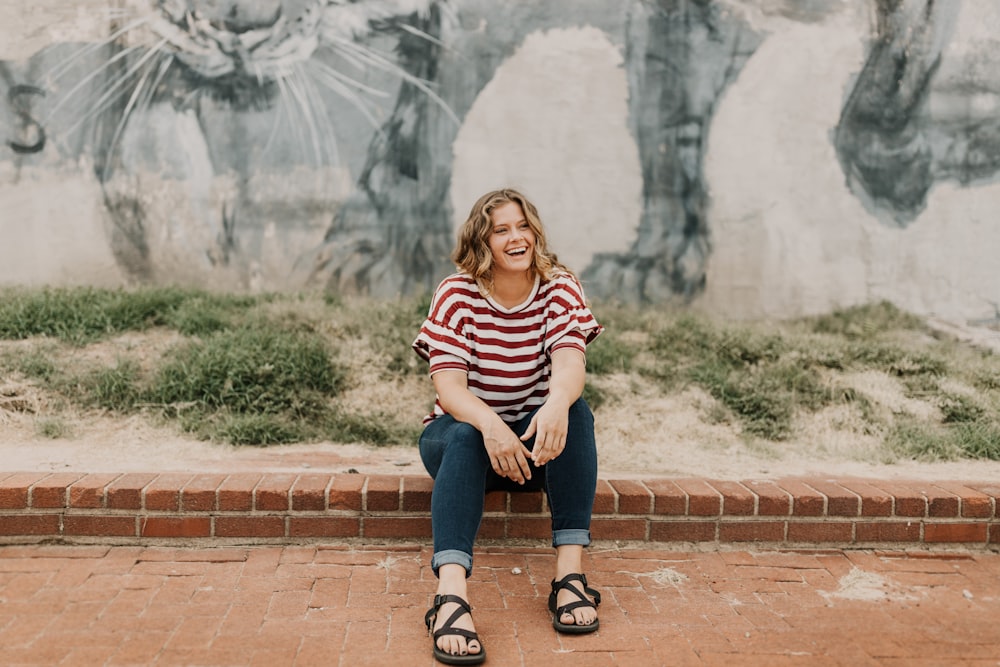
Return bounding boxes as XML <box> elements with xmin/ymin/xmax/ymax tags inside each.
<box><xmin>949</xmin><ymin>422</ymin><xmax>1000</xmax><ymax>460</ymax></box>
<box><xmin>886</xmin><ymin>419</ymin><xmax>958</xmax><ymax>460</ymax></box>
<box><xmin>973</xmin><ymin>365</ymin><xmax>1000</xmax><ymax>391</ymax></box>
<box><xmin>0</xmin><ymin>287</ymin><xmax>177</xmax><ymax>343</ymax></box>
<box><xmin>150</xmin><ymin>323</ymin><xmax>343</xmax><ymax>418</ymax></box>
<box><xmin>163</xmin><ymin>298</ymin><xmax>231</xmax><ymax>336</ymax></box>
<box><xmin>938</xmin><ymin>394</ymin><xmax>985</xmax><ymax>424</ymax></box>
<box><xmin>650</xmin><ymin>315</ymin><xmax>840</xmax><ymax>440</ymax></box>
<box><xmin>0</xmin><ymin>286</ymin><xmax>269</xmax><ymax>344</ymax></box>
<box><xmin>585</xmin><ymin>333</ymin><xmax>636</xmax><ymax>375</ymax></box>
<box><xmin>582</xmin><ymin>381</ymin><xmax>607</xmax><ymax>411</ymax></box>
<box><xmin>84</xmin><ymin>360</ymin><xmax>142</xmax><ymax>411</ymax></box>
<box><xmin>211</xmin><ymin>413</ymin><xmax>308</xmax><ymax>445</ymax></box>
<box><xmin>691</xmin><ymin>363</ymin><xmax>796</xmax><ymax>440</ymax></box>
<box><xmin>808</xmin><ymin>301</ymin><xmax>926</xmax><ymax>337</ymax></box>
<box><xmin>35</xmin><ymin>417</ymin><xmax>70</xmax><ymax>439</ymax></box>
<box><xmin>4</xmin><ymin>348</ymin><xmax>59</xmax><ymax>382</ymax></box>
<box><xmin>320</xmin><ymin>410</ymin><xmax>423</xmax><ymax>446</ymax></box>
<box><xmin>361</xmin><ymin>298</ymin><xmax>431</xmax><ymax>377</ymax></box>
<box><xmin>887</xmin><ymin>415</ymin><xmax>1000</xmax><ymax>461</ymax></box>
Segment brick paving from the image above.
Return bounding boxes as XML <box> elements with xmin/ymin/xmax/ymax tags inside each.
<box><xmin>1</xmin><ymin>543</ymin><xmax>999</xmax><ymax>666</ymax></box>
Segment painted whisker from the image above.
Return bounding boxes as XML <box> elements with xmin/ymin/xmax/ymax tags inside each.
<box><xmin>327</xmin><ymin>36</ymin><xmax>458</xmax><ymax>124</ymax></box>
<box><xmin>102</xmin><ymin>55</ymin><xmax>175</xmax><ymax>182</ymax></box>
<box><xmin>60</xmin><ymin>40</ymin><xmax>170</xmax><ymax>138</ymax></box>
<box><xmin>43</xmin><ymin>15</ymin><xmax>151</xmax><ymax>83</ymax></box>
<box><xmin>296</xmin><ymin>64</ymin><xmax>343</xmax><ymax>167</ymax></box>
<box><xmin>305</xmin><ymin>60</ymin><xmax>386</xmax><ymax>131</ymax></box>
<box><xmin>283</xmin><ymin>70</ymin><xmax>325</xmax><ymax>167</ymax></box>
<box><xmin>42</xmin><ymin>44</ymin><xmax>144</xmax><ymax>124</ymax></box>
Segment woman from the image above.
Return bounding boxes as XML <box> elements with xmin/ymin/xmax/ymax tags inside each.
<box><xmin>413</xmin><ymin>188</ymin><xmax>603</xmax><ymax>664</ymax></box>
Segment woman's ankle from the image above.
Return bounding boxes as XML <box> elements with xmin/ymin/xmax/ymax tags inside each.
<box><xmin>554</xmin><ymin>544</ymin><xmax>584</xmax><ymax>579</ymax></box>
<box><xmin>437</xmin><ymin>563</ymin><xmax>469</xmax><ymax>597</ymax></box>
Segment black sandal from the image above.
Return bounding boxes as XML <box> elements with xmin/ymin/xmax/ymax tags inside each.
<box><xmin>548</xmin><ymin>573</ymin><xmax>601</xmax><ymax>634</ymax></box>
<box><xmin>424</xmin><ymin>594</ymin><xmax>486</xmax><ymax>665</ymax></box>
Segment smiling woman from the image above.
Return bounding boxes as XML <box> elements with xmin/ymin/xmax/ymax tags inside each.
<box><xmin>412</xmin><ymin>187</ymin><xmax>605</xmax><ymax>663</ymax></box>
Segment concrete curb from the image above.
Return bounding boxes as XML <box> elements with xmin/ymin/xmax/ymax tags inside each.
<box><xmin>1</xmin><ymin>472</ymin><xmax>998</xmax><ymax>548</ymax></box>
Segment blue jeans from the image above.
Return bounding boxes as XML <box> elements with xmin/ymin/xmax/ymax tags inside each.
<box><xmin>418</xmin><ymin>398</ymin><xmax>598</xmax><ymax>577</ymax></box>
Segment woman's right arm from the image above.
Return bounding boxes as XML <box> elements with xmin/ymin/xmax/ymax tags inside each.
<box><xmin>432</xmin><ymin>370</ymin><xmax>534</xmax><ymax>485</ymax></box>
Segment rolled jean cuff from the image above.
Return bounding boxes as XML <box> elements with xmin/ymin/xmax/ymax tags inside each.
<box><xmin>431</xmin><ymin>549</ymin><xmax>473</xmax><ymax>578</ymax></box>
<box><xmin>552</xmin><ymin>528</ymin><xmax>591</xmax><ymax>548</ymax></box>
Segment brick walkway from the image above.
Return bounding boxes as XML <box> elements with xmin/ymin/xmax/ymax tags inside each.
<box><xmin>1</xmin><ymin>543</ymin><xmax>998</xmax><ymax>666</ymax></box>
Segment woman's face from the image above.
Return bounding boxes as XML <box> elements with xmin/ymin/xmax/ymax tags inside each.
<box><xmin>488</xmin><ymin>201</ymin><xmax>536</xmax><ymax>279</ymax></box>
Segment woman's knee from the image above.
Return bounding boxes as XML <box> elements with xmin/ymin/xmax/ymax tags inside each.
<box><xmin>420</xmin><ymin>418</ymin><xmax>488</xmax><ymax>475</ymax></box>
<box><xmin>441</xmin><ymin>422</ymin><xmax>486</xmax><ymax>460</ymax></box>
<box><xmin>449</xmin><ymin>421</ymin><xmax>483</xmax><ymax>445</ymax></box>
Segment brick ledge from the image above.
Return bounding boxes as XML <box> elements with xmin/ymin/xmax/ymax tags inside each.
<box><xmin>0</xmin><ymin>472</ymin><xmax>997</xmax><ymax>548</ymax></box>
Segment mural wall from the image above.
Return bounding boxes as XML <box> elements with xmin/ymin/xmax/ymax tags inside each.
<box><xmin>1</xmin><ymin>0</ymin><xmax>998</xmax><ymax>323</ymax></box>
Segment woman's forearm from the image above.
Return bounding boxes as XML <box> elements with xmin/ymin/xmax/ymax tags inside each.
<box><xmin>432</xmin><ymin>370</ymin><xmax>506</xmax><ymax>433</ymax></box>
<box><xmin>547</xmin><ymin>348</ymin><xmax>586</xmax><ymax>409</ymax></box>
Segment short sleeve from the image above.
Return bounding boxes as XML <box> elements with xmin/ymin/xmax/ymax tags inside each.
<box><xmin>543</xmin><ymin>274</ymin><xmax>603</xmax><ymax>355</ymax></box>
<box><xmin>412</xmin><ymin>277</ymin><xmax>473</xmax><ymax>373</ymax></box>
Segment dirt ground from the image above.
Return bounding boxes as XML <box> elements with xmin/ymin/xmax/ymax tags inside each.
<box><xmin>3</xmin><ymin>373</ymin><xmax>999</xmax><ymax>482</ymax></box>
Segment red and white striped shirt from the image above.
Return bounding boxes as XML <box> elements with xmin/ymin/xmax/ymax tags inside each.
<box><xmin>412</xmin><ymin>272</ymin><xmax>603</xmax><ymax>425</ymax></box>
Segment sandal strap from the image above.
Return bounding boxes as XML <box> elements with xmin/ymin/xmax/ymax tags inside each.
<box><xmin>435</xmin><ymin>594</ymin><xmax>473</xmax><ymax>617</ymax></box>
<box><xmin>433</xmin><ymin>626</ymin><xmax>480</xmax><ymax>643</ymax></box>
<box><xmin>425</xmin><ymin>594</ymin><xmax>481</xmax><ymax>644</ymax></box>
<box><xmin>550</xmin><ymin>573</ymin><xmax>602</xmax><ymax>608</ymax></box>
<box><xmin>554</xmin><ymin>599</ymin><xmax>596</xmax><ymax>618</ymax></box>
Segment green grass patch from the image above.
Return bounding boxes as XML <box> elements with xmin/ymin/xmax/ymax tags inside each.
<box><xmin>644</xmin><ymin>316</ymin><xmax>840</xmax><ymax>440</ymax></box>
<box><xmin>207</xmin><ymin>413</ymin><xmax>307</xmax><ymax>446</ymax></box>
<box><xmin>319</xmin><ymin>410</ymin><xmax>424</xmax><ymax>446</ymax></box>
<box><xmin>3</xmin><ymin>288</ymin><xmax>998</xmax><ymax>459</ymax></box>
<box><xmin>0</xmin><ymin>286</ymin><xmax>265</xmax><ymax>344</ymax></box>
<box><xmin>584</xmin><ymin>332</ymin><xmax>637</xmax><ymax>375</ymax></box>
<box><xmin>2</xmin><ymin>347</ymin><xmax>59</xmax><ymax>381</ymax></box>
<box><xmin>632</xmin><ymin>301</ymin><xmax>998</xmax><ymax>445</ymax></box>
<box><xmin>807</xmin><ymin>300</ymin><xmax>927</xmax><ymax>337</ymax></box>
<box><xmin>83</xmin><ymin>359</ymin><xmax>143</xmax><ymax>411</ymax></box>
<box><xmin>344</xmin><ymin>297</ymin><xmax>431</xmax><ymax>377</ymax></box>
<box><xmin>150</xmin><ymin>323</ymin><xmax>344</xmax><ymax>418</ymax></box>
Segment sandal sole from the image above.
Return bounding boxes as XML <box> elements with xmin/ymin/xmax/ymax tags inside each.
<box><xmin>552</xmin><ymin>618</ymin><xmax>599</xmax><ymax>635</ymax></box>
<box><xmin>432</xmin><ymin>646</ymin><xmax>486</xmax><ymax>665</ymax></box>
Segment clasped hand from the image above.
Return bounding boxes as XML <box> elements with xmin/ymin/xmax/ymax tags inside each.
<box><xmin>483</xmin><ymin>402</ymin><xmax>569</xmax><ymax>484</ymax></box>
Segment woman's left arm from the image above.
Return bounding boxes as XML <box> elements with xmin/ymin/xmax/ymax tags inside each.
<box><xmin>523</xmin><ymin>347</ymin><xmax>587</xmax><ymax>466</ymax></box>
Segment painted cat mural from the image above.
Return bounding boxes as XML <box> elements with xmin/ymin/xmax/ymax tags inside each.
<box><xmin>1</xmin><ymin>0</ymin><xmax>998</xmax><ymax>308</ymax></box>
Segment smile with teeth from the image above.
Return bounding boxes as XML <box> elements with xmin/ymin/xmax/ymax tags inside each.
<box><xmin>507</xmin><ymin>247</ymin><xmax>528</xmax><ymax>256</ymax></box>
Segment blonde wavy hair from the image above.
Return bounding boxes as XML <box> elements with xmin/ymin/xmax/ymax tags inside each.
<box><xmin>452</xmin><ymin>188</ymin><xmax>571</xmax><ymax>295</ymax></box>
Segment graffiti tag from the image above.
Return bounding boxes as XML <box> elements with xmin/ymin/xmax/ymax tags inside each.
<box><xmin>7</xmin><ymin>84</ymin><xmax>46</xmax><ymax>154</ymax></box>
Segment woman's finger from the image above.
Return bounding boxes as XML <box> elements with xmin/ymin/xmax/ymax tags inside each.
<box><xmin>520</xmin><ymin>416</ymin><xmax>537</xmax><ymax>442</ymax></box>
<box><xmin>493</xmin><ymin>457</ymin><xmax>506</xmax><ymax>475</ymax></box>
<box><xmin>537</xmin><ymin>429</ymin><xmax>567</xmax><ymax>464</ymax></box>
